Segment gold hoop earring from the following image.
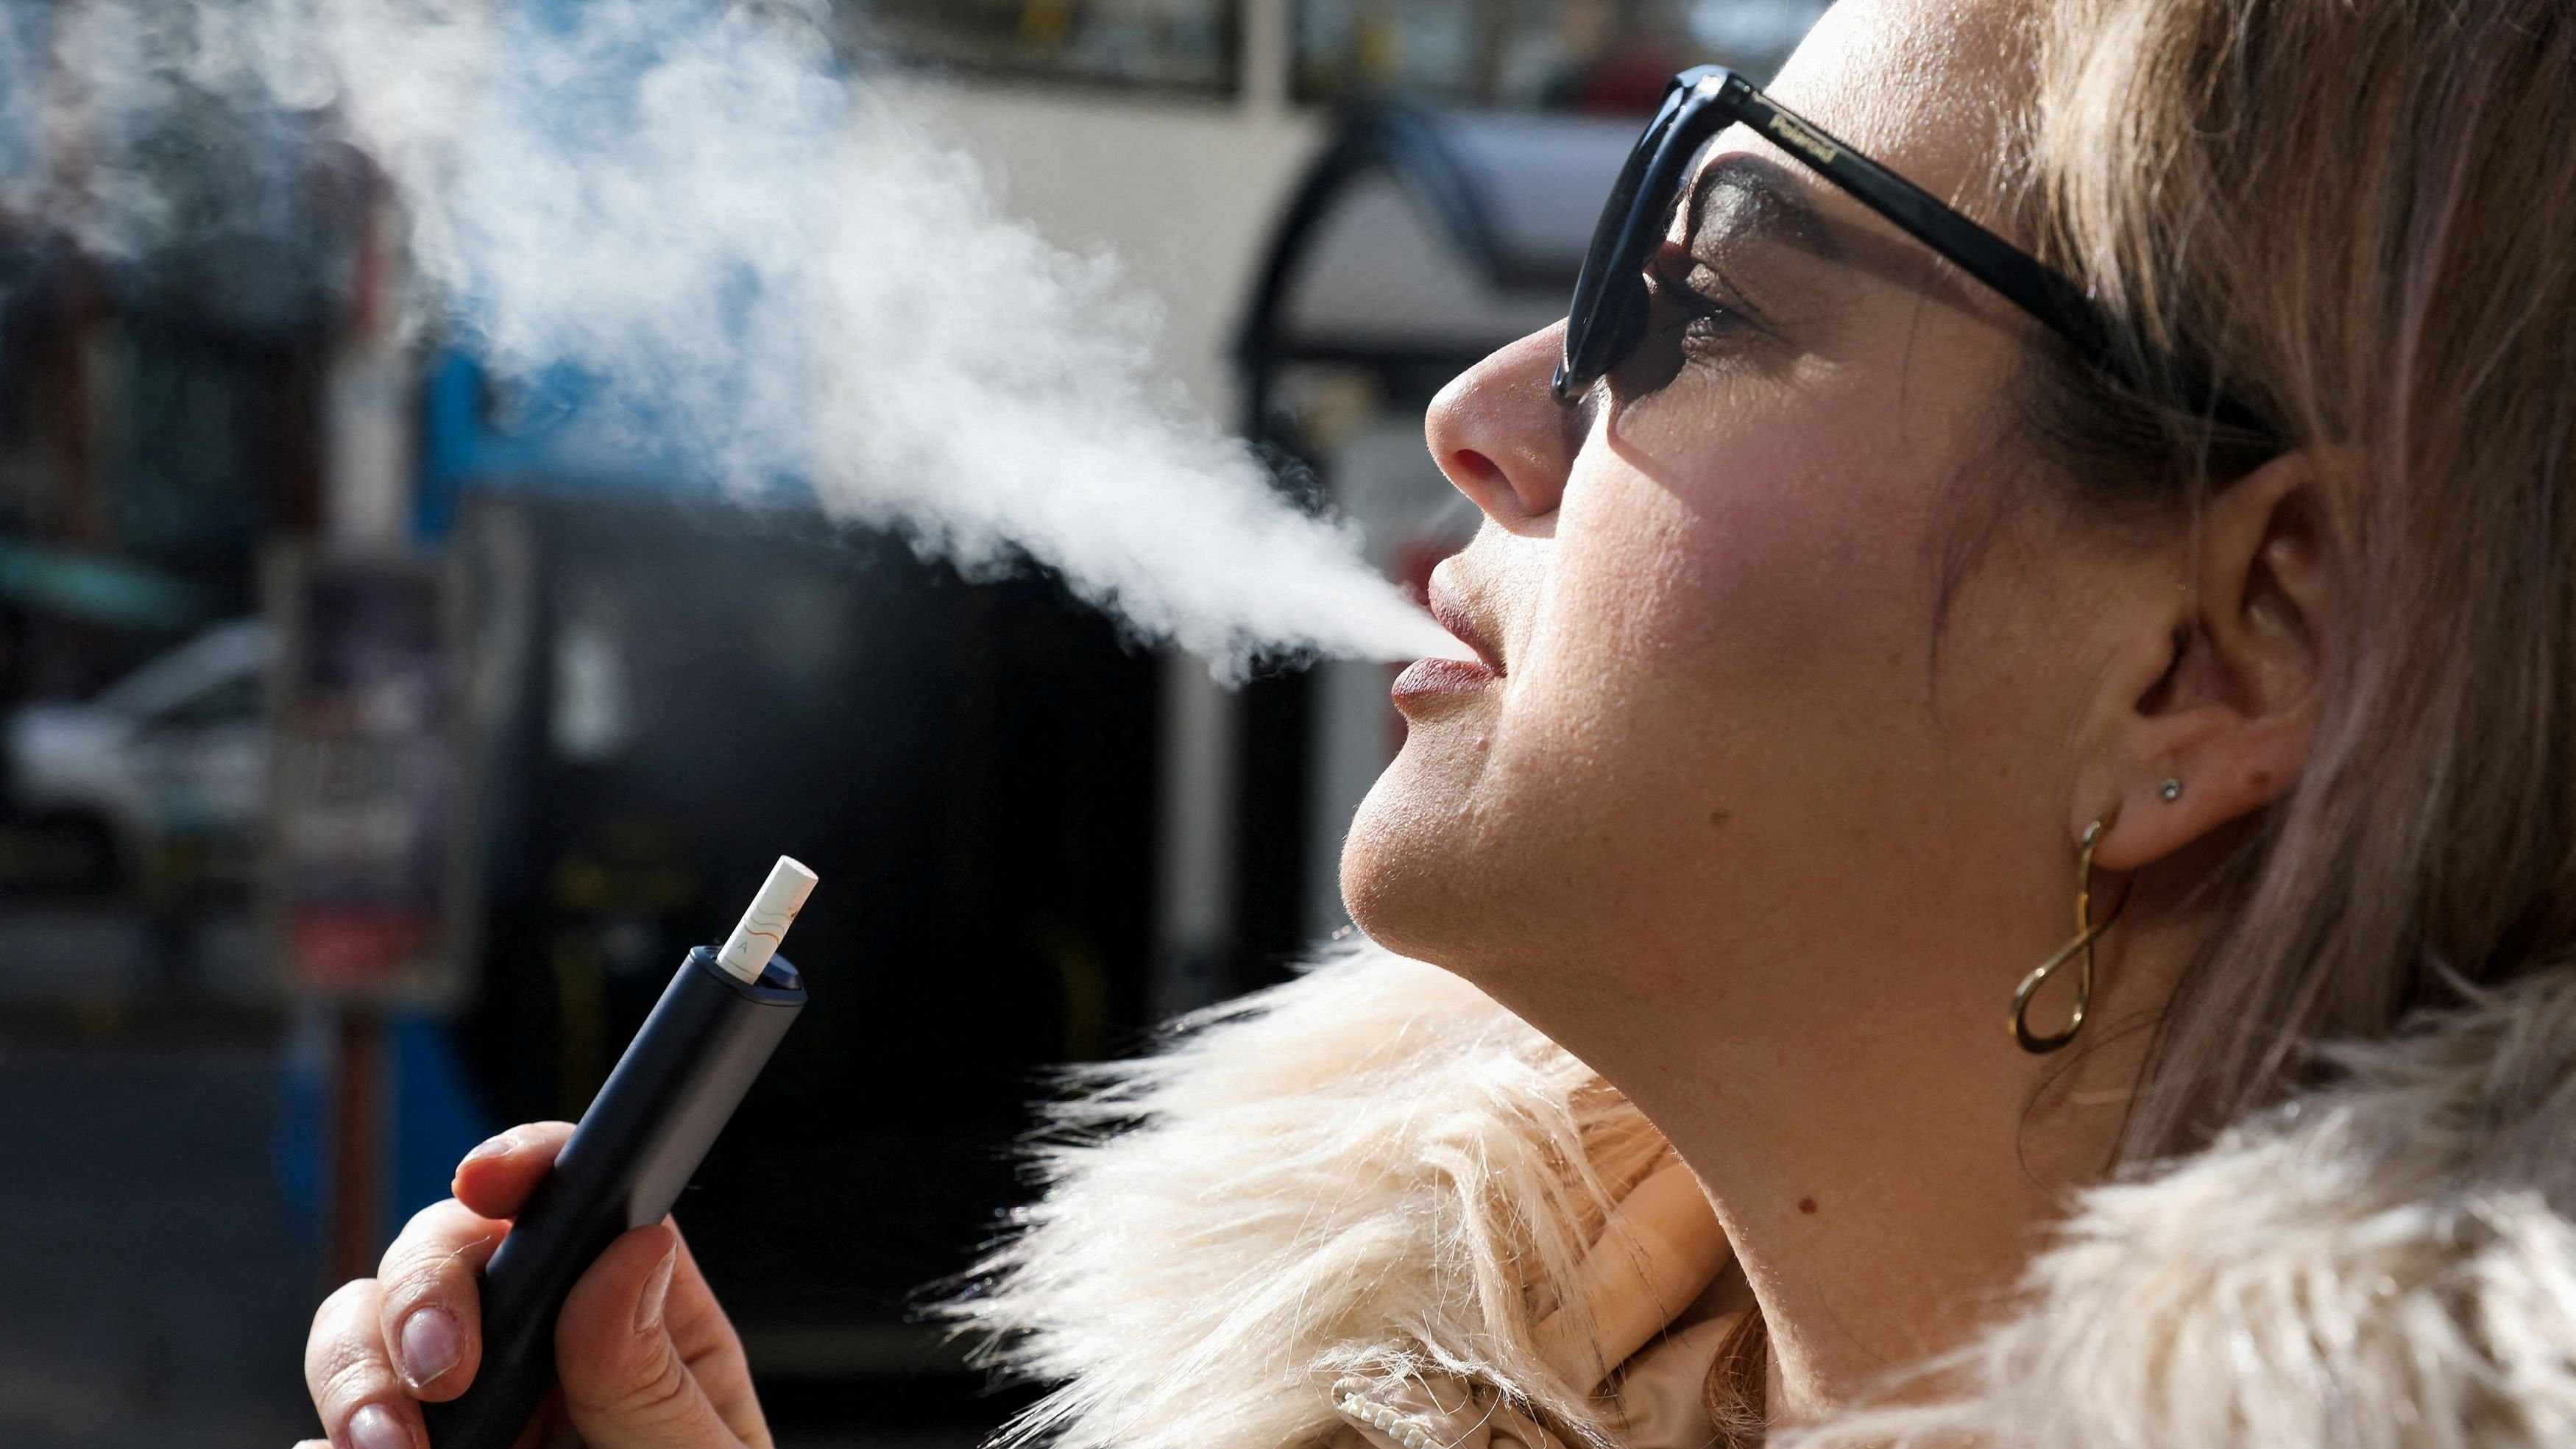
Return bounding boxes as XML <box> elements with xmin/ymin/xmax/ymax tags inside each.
<box><xmin>2009</xmin><ymin>809</ymin><xmax>2130</xmax><ymax>1055</ymax></box>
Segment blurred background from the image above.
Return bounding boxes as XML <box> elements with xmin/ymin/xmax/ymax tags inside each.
<box><xmin>0</xmin><ymin>1</ymin><xmax>1827</xmax><ymax>1445</ymax></box>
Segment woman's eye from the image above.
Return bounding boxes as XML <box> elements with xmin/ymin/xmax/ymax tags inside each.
<box><xmin>1680</xmin><ymin>300</ymin><xmax>1749</xmax><ymax>348</ymax></box>
<box><xmin>1643</xmin><ymin>272</ymin><xmax>1757</xmax><ymax>358</ymax></box>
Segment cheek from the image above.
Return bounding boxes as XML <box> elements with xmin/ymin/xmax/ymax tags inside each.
<box><xmin>1524</xmin><ymin>407</ymin><xmax>1944</xmax><ymax>752</ymax></box>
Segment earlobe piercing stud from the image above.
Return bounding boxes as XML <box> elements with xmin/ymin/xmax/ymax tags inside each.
<box><xmin>2159</xmin><ymin>778</ymin><xmax>2184</xmax><ymax>802</ymax></box>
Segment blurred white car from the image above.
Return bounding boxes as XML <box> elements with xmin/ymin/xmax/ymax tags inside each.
<box><xmin>5</xmin><ymin>620</ymin><xmax>271</xmax><ymax>885</ymax></box>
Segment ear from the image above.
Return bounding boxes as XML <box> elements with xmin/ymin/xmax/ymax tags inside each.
<box><xmin>2078</xmin><ymin>450</ymin><xmax>2343</xmax><ymax>873</ymax></box>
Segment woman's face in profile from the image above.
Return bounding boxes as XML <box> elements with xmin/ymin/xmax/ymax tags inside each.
<box><xmin>1343</xmin><ymin>0</ymin><xmax>2123</xmax><ymax>1053</ymax></box>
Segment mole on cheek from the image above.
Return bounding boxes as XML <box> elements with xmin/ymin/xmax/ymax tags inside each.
<box><xmin>1708</xmin><ymin>809</ymin><xmax>1733</xmax><ymax>829</ymax></box>
<box><xmin>1797</xmin><ymin>1197</ymin><xmax>1817</xmax><ymax>1215</ymax></box>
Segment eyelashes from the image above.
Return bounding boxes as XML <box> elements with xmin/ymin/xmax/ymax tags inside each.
<box><xmin>1640</xmin><ymin>266</ymin><xmax>1765</xmax><ymax>373</ymax></box>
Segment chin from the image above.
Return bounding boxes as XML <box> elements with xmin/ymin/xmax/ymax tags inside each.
<box><xmin>1340</xmin><ymin>748</ymin><xmax>1457</xmax><ymax>954</ymax></box>
<box><xmin>1339</xmin><ymin>736</ymin><xmax>1524</xmax><ymax>977</ymax></box>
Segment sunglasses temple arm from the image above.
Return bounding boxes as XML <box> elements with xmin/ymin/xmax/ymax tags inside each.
<box><xmin>1728</xmin><ymin>90</ymin><xmax>2120</xmax><ymax>368</ymax></box>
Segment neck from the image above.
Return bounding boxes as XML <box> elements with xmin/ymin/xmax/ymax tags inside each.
<box><xmin>1523</xmin><ymin>921</ymin><xmax>2190</xmax><ymax>1429</ymax></box>
<box><xmin>1678</xmin><ymin>1041</ymin><xmax>2148</xmax><ymax>1425</ymax></box>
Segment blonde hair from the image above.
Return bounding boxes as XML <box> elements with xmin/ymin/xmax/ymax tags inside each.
<box><xmin>2010</xmin><ymin>0</ymin><xmax>2576</xmax><ymax>1158</ymax></box>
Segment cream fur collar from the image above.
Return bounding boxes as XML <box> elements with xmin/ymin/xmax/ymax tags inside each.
<box><xmin>944</xmin><ymin>943</ymin><xmax>2576</xmax><ymax>1449</ymax></box>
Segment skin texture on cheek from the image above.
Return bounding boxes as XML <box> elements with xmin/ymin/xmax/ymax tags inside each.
<box><xmin>1537</xmin><ymin>432</ymin><xmax>1936</xmax><ymax>935</ymax></box>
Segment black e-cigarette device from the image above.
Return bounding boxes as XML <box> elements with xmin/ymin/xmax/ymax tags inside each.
<box><xmin>423</xmin><ymin>856</ymin><xmax>816</xmax><ymax>1448</ymax></box>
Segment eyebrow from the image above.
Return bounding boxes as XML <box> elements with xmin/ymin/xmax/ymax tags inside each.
<box><xmin>1681</xmin><ymin>154</ymin><xmax>1839</xmax><ymax>260</ymax></box>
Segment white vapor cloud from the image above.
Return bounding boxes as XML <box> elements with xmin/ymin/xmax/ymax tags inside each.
<box><xmin>6</xmin><ymin>0</ymin><xmax>1460</xmax><ymax>676</ymax></box>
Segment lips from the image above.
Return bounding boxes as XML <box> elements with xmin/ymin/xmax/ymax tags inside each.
<box><xmin>1426</xmin><ymin>571</ymin><xmax>1503</xmax><ymax>675</ymax></box>
<box><xmin>1394</xmin><ymin>569</ymin><xmax>1503</xmax><ymax>711</ymax></box>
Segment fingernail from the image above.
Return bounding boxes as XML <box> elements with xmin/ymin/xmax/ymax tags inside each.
<box><xmin>347</xmin><ymin>1403</ymin><xmax>414</xmax><ymax>1449</ymax></box>
<box><xmin>460</xmin><ymin>1131</ymin><xmax>515</xmax><ymax>1165</ymax></box>
<box><xmin>634</xmin><ymin>1247</ymin><xmax>677</xmax><ymax>1335</ymax></box>
<box><xmin>396</xmin><ymin>1305</ymin><xmax>462</xmax><ymax>1389</ymax></box>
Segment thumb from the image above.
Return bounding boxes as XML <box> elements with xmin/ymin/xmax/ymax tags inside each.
<box><xmin>554</xmin><ymin>1223</ymin><xmax>739</xmax><ymax>1449</ymax></box>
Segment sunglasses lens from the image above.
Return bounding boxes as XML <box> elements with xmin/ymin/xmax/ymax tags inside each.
<box><xmin>1559</xmin><ymin>71</ymin><xmax>1724</xmax><ymax>399</ymax></box>
<box><xmin>1557</xmin><ymin>280</ymin><xmax>1646</xmax><ymax>400</ymax></box>
<box><xmin>1602</xmin><ymin>286</ymin><xmax>1648</xmax><ymax>378</ymax></box>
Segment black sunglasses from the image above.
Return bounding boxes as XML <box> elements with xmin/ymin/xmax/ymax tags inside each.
<box><xmin>1556</xmin><ymin>67</ymin><xmax>2270</xmax><ymax>442</ymax></box>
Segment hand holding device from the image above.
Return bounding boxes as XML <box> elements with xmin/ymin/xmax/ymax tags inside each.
<box><xmin>302</xmin><ymin>1123</ymin><xmax>773</xmax><ymax>1449</ymax></box>
<box><xmin>302</xmin><ymin>859</ymin><xmax>815</xmax><ymax>1449</ymax></box>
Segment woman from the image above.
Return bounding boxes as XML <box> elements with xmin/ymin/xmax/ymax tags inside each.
<box><xmin>300</xmin><ymin>0</ymin><xmax>2576</xmax><ymax>1445</ymax></box>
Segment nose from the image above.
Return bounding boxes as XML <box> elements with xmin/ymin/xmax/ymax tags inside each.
<box><xmin>1424</xmin><ymin>322</ymin><xmax>1577</xmax><ymax>531</ymax></box>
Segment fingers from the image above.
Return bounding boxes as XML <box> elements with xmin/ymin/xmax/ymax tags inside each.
<box><xmin>319</xmin><ymin>1123</ymin><xmax>759</xmax><ymax>1449</ymax></box>
<box><xmin>651</xmin><ymin>1226</ymin><xmax>768</xmax><ymax>1445</ymax></box>
<box><xmin>555</xmin><ymin>1221</ymin><xmax>747</xmax><ymax>1449</ymax></box>
<box><xmin>372</xmin><ymin>1197</ymin><xmax>509</xmax><ymax>1399</ymax></box>
<box><xmin>306</xmin><ymin>1277</ymin><xmax>425</xmax><ymax>1449</ymax></box>
<box><xmin>450</xmin><ymin>1122</ymin><xmax>576</xmax><ymax>1221</ymax></box>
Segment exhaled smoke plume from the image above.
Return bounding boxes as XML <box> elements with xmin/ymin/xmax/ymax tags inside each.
<box><xmin>8</xmin><ymin>0</ymin><xmax>1460</xmax><ymax>675</ymax></box>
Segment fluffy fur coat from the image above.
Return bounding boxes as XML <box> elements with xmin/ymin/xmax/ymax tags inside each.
<box><xmin>942</xmin><ymin>941</ymin><xmax>2576</xmax><ymax>1449</ymax></box>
